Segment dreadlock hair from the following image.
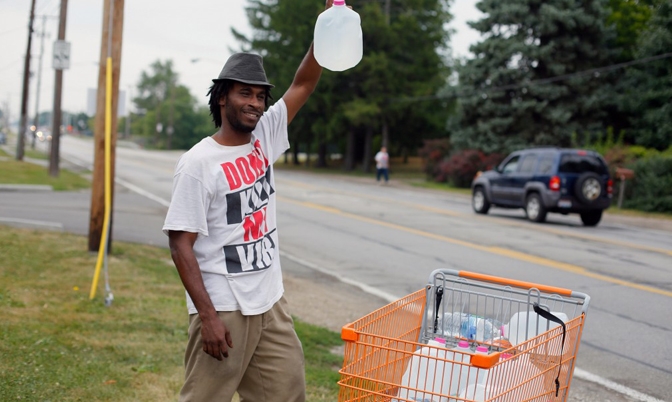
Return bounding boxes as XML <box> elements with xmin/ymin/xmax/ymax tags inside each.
<box><xmin>207</xmin><ymin>80</ymin><xmax>273</xmax><ymax>128</ymax></box>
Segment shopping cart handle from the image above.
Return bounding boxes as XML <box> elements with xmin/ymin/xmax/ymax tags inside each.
<box><xmin>435</xmin><ymin>269</ymin><xmax>574</xmax><ymax>297</ymax></box>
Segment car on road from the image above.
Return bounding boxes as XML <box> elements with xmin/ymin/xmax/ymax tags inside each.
<box><xmin>471</xmin><ymin>148</ymin><xmax>613</xmax><ymax>226</ymax></box>
<box><xmin>0</xmin><ymin>131</ymin><xmax>6</xmax><ymax>145</ymax></box>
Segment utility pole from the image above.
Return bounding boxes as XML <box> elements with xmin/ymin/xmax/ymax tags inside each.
<box><xmin>167</xmin><ymin>80</ymin><xmax>175</xmax><ymax>150</ymax></box>
<box><xmin>124</xmin><ymin>85</ymin><xmax>131</xmax><ymax>138</ymax></box>
<box><xmin>16</xmin><ymin>0</ymin><xmax>37</xmax><ymax>161</ymax></box>
<box><xmin>49</xmin><ymin>0</ymin><xmax>69</xmax><ymax>177</ymax></box>
<box><xmin>88</xmin><ymin>0</ymin><xmax>125</xmax><ymax>252</ymax></box>
<box><xmin>31</xmin><ymin>15</ymin><xmax>48</xmax><ymax>150</ymax></box>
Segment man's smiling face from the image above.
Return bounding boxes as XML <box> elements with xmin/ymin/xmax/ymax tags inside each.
<box><xmin>221</xmin><ymin>82</ymin><xmax>267</xmax><ymax>134</ymax></box>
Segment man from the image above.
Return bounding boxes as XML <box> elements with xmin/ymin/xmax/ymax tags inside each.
<box><xmin>162</xmin><ymin>5</ymin><xmax>328</xmax><ymax>399</ymax></box>
<box><xmin>375</xmin><ymin>146</ymin><xmax>389</xmax><ymax>184</ymax></box>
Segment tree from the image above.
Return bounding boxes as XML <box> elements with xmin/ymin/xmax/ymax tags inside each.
<box><xmin>621</xmin><ymin>1</ymin><xmax>672</xmax><ymax>150</ymax></box>
<box><xmin>451</xmin><ymin>0</ymin><xmax>612</xmax><ymax>153</ymax></box>
<box><xmin>234</xmin><ymin>0</ymin><xmax>453</xmax><ymax>169</ymax></box>
<box><xmin>132</xmin><ymin>60</ymin><xmax>211</xmax><ymax>149</ymax></box>
<box><xmin>606</xmin><ymin>0</ymin><xmax>659</xmax><ymax>61</ymax></box>
<box><xmin>600</xmin><ymin>0</ymin><xmax>661</xmax><ymax>142</ymax></box>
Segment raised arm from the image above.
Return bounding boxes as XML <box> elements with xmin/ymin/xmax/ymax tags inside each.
<box><xmin>282</xmin><ymin>0</ymin><xmax>333</xmax><ymax>124</ymax></box>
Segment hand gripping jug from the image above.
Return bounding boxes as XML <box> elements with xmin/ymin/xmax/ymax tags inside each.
<box><xmin>313</xmin><ymin>0</ymin><xmax>363</xmax><ymax>71</ymax></box>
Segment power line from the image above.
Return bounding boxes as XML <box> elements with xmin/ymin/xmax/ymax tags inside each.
<box><xmin>0</xmin><ymin>26</ymin><xmax>25</xmax><ymax>36</ymax></box>
<box><xmin>392</xmin><ymin>51</ymin><xmax>672</xmax><ymax>103</ymax></box>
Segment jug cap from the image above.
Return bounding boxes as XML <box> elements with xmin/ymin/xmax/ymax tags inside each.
<box><xmin>333</xmin><ymin>0</ymin><xmax>346</xmax><ymax>5</ymax></box>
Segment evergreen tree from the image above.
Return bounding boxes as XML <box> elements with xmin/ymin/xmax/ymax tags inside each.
<box><xmin>452</xmin><ymin>0</ymin><xmax>611</xmax><ymax>153</ymax></box>
<box><xmin>234</xmin><ymin>0</ymin><xmax>452</xmax><ymax>168</ymax></box>
<box><xmin>621</xmin><ymin>1</ymin><xmax>672</xmax><ymax>150</ymax></box>
<box><xmin>602</xmin><ymin>0</ymin><xmax>660</xmax><ymax>143</ymax></box>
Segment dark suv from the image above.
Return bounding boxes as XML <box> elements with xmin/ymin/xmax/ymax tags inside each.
<box><xmin>471</xmin><ymin>148</ymin><xmax>613</xmax><ymax>226</ymax></box>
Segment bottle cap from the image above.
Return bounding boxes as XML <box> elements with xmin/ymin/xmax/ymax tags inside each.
<box><xmin>458</xmin><ymin>340</ymin><xmax>470</xmax><ymax>348</ymax></box>
<box><xmin>434</xmin><ymin>337</ymin><xmax>446</xmax><ymax>344</ymax></box>
<box><xmin>476</xmin><ymin>346</ymin><xmax>489</xmax><ymax>353</ymax></box>
<box><xmin>333</xmin><ymin>0</ymin><xmax>345</xmax><ymax>5</ymax></box>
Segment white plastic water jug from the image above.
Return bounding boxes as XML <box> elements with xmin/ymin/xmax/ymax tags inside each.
<box><xmin>313</xmin><ymin>0</ymin><xmax>363</xmax><ymax>71</ymax></box>
<box><xmin>453</xmin><ymin>345</ymin><xmax>491</xmax><ymax>400</ymax></box>
<box><xmin>457</xmin><ymin>383</ymin><xmax>489</xmax><ymax>401</ymax></box>
<box><xmin>502</xmin><ymin>310</ymin><xmax>568</xmax><ymax>345</ymax></box>
<box><xmin>487</xmin><ymin>352</ymin><xmax>543</xmax><ymax>398</ymax></box>
<box><xmin>397</xmin><ymin>339</ymin><xmax>471</xmax><ymax>402</ymax></box>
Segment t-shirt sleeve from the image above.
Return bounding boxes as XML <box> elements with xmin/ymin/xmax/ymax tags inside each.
<box><xmin>162</xmin><ymin>172</ymin><xmax>211</xmax><ymax>237</ymax></box>
<box><xmin>257</xmin><ymin>99</ymin><xmax>290</xmax><ymax>163</ymax></box>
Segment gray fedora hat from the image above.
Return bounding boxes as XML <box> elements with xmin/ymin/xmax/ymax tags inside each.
<box><xmin>213</xmin><ymin>53</ymin><xmax>274</xmax><ymax>87</ymax></box>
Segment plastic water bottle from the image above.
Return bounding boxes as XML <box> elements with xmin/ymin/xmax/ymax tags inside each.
<box><xmin>438</xmin><ymin>313</ymin><xmax>501</xmax><ymax>342</ymax></box>
<box><xmin>476</xmin><ymin>318</ymin><xmax>503</xmax><ymax>342</ymax></box>
<box><xmin>502</xmin><ymin>310</ymin><xmax>568</xmax><ymax>345</ymax></box>
<box><xmin>438</xmin><ymin>312</ymin><xmax>475</xmax><ymax>339</ymax></box>
<box><xmin>313</xmin><ymin>0</ymin><xmax>363</xmax><ymax>71</ymax></box>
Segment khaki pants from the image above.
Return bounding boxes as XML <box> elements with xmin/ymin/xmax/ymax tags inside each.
<box><xmin>179</xmin><ymin>296</ymin><xmax>306</xmax><ymax>402</ymax></box>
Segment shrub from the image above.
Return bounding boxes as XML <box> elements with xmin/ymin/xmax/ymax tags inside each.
<box><xmin>622</xmin><ymin>156</ymin><xmax>672</xmax><ymax>213</ymax></box>
<box><xmin>418</xmin><ymin>139</ymin><xmax>451</xmax><ymax>181</ymax></box>
<box><xmin>439</xmin><ymin>149</ymin><xmax>505</xmax><ymax>188</ymax></box>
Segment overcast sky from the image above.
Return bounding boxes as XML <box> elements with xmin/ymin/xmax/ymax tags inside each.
<box><xmin>0</xmin><ymin>0</ymin><xmax>481</xmax><ymax>121</ymax></box>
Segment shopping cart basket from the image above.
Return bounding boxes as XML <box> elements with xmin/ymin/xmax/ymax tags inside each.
<box><xmin>338</xmin><ymin>269</ymin><xmax>590</xmax><ymax>402</ymax></box>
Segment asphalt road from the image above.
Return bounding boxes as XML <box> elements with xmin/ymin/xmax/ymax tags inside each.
<box><xmin>2</xmin><ymin>135</ymin><xmax>670</xmax><ymax>401</ymax></box>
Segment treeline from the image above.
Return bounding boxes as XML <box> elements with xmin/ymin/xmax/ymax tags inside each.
<box><xmin>128</xmin><ymin>0</ymin><xmax>671</xmax><ymax>173</ymax></box>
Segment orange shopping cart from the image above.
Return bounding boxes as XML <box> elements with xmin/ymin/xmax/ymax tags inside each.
<box><xmin>338</xmin><ymin>269</ymin><xmax>591</xmax><ymax>402</ymax></box>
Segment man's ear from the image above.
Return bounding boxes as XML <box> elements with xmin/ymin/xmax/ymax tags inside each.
<box><xmin>218</xmin><ymin>95</ymin><xmax>226</xmax><ymax>106</ymax></box>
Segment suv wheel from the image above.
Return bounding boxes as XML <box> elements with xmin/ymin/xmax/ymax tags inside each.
<box><xmin>580</xmin><ymin>210</ymin><xmax>603</xmax><ymax>226</ymax></box>
<box><xmin>472</xmin><ymin>187</ymin><xmax>490</xmax><ymax>214</ymax></box>
<box><xmin>525</xmin><ymin>193</ymin><xmax>547</xmax><ymax>223</ymax></box>
<box><xmin>575</xmin><ymin>172</ymin><xmax>602</xmax><ymax>205</ymax></box>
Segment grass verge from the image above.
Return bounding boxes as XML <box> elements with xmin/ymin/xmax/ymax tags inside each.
<box><xmin>0</xmin><ymin>226</ymin><xmax>343</xmax><ymax>401</ymax></box>
<box><xmin>0</xmin><ymin>148</ymin><xmax>90</xmax><ymax>191</ymax></box>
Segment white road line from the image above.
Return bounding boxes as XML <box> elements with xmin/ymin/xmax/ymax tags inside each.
<box><xmin>573</xmin><ymin>368</ymin><xmax>665</xmax><ymax>402</ymax></box>
<box><xmin>0</xmin><ymin>217</ymin><xmax>64</xmax><ymax>230</ymax></box>
<box><xmin>280</xmin><ymin>250</ymin><xmax>399</xmax><ymax>304</ymax></box>
<box><xmin>114</xmin><ymin>177</ymin><xmax>171</xmax><ymax>207</ymax></box>
<box><xmin>281</xmin><ymin>250</ymin><xmax>666</xmax><ymax>402</ymax></box>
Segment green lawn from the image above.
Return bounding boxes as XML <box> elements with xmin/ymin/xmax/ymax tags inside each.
<box><xmin>0</xmin><ymin>148</ymin><xmax>90</xmax><ymax>191</ymax></box>
<box><xmin>0</xmin><ymin>226</ymin><xmax>343</xmax><ymax>401</ymax></box>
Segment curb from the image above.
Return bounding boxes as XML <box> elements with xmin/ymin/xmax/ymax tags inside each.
<box><xmin>0</xmin><ymin>184</ymin><xmax>53</xmax><ymax>192</ymax></box>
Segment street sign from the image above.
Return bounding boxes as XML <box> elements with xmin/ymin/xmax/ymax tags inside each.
<box><xmin>52</xmin><ymin>40</ymin><xmax>71</xmax><ymax>70</ymax></box>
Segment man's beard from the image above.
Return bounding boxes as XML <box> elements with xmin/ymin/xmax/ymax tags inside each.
<box><xmin>224</xmin><ymin>103</ymin><xmax>258</xmax><ymax>133</ymax></box>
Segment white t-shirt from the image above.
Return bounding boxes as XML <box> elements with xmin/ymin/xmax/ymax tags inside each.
<box><xmin>163</xmin><ymin>99</ymin><xmax>290</xmax><ymax>316</ymax></box>
<box><xmin>375</xmin><ymin>151</ymin><xmax>389</xmax><ymax>169</ymax></box>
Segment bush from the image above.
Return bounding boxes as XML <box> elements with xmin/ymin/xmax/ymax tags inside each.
<box><xmin>418</xmin><ymin>139</ymin><xmax>452</xmax><ymax>181</ymax></box>
<box><xmin>622</xmin><ymin>156</ymin><xmax>672</xmax><ymax>213</ymax></box>
<box><xmin>439</xmin><ymin>149</ymin><xmax>505</xmax><ymax>188</ymax></box>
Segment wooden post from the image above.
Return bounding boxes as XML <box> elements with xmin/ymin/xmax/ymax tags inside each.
<box><xmin>49</xmin><ymin>0</ymin><xmax>69</xmax><ymax>177</ymax></box>
<box><xmin>88</xmin><ymin>0</ymin><xmax>125</xmax><ymax>252</ymax></box>
<box><xmin>16</xmin><ymin>0</ymin><xmax>37</xmax><ymax>161</ymax></box>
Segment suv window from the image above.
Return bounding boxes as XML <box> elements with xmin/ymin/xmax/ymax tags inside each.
<box><xmin>559</xmin><ymin>154</ymin><xmax>607</xmax><ymax>174</ymax></box>
<box><xmin>519</xmin><ymin>154</ymin><xmax>537</xmax><ymax>174</ymax></box>
<box><xmin>537</xmin><ymin>155</ymin><xmax>555</xmax><ymax>175</ymax></box>
<box><xmin>501</xmin><ymin>156</ymin><xmax>520</xmax><ymax>174</ymax></box>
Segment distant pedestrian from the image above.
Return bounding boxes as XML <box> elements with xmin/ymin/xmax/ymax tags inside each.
<box><xmin>375</xmin><ymin>146</ymin><xmax>389</xmax><ymax>184</ymax></box>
